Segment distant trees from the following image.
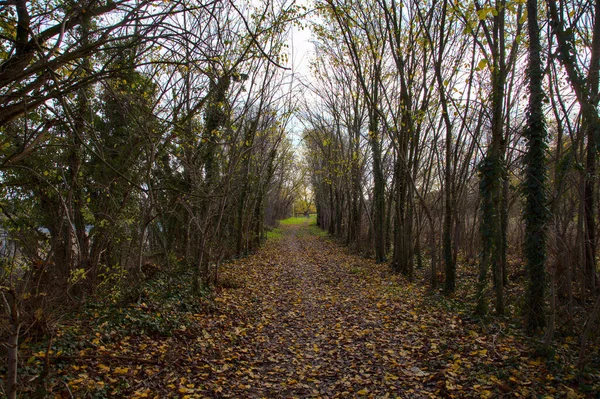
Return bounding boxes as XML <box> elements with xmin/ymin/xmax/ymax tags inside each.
<box><xmin>305</xmin><ymin>0</ymin><xmax>600</xmax><ymax>364</ymax></box>
<box><xmin>302</xmin><ymin>26</ymin><xmax>369</xmax><ymax>249</ymax></box>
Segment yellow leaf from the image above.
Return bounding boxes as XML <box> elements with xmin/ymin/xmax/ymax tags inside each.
<box><xmin>98</xmin><ymin>364</ymin><xmax>110</xmax><ymax>372</ymax></box>
<box><xmin>357</xmin><ymin>388</ymin><xmax>369</xmax><ymax>395</ymax></box>
<box><xmin>114</xmin><ymin>366</ymin><xmax>129</xmax><ymax>375</ymax></box>
<box><xmin>477</xmin><ymin>8</ymin><xmax>489</xmax><ymax>20</ymax></box>
<box><xmin>564</xmin><ymin>386</ymin><xmax>579</xmax><ymax>399</ymax></box>
<box><xmin>519</xmin><ymin>10</ymin><xmax>528</xmax><ymax>24</ymax></box>
<box><xmin>132</xmin><ymin>389</ymin><xmax>150</xmax><ymax>398</ymax></box>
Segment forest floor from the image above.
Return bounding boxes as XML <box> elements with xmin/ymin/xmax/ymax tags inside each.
<box><xmin>16</xmin><ymin>218</ymin><xmax>600</xmax><ymax>398</ymax></box>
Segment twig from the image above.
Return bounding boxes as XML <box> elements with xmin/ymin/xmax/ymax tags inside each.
<box><xmin>61</xmin><ymin>380</ymin><xmax>74</xmax><ymax>398</ymax></box>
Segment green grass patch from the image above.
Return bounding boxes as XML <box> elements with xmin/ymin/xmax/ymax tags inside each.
<box><xmin>272</xmin><ymin>214</ymin><xmax>326</xmax><ymax>237</ymax></box>
<box><xmin>266</xmin><ymin>228</ymin><xmax>283</xmax><ymax>240</ymax></box>
<box><xmin>280</xmin><ymin>216</ymin><xmax>312</xmax><ymax>225</ymax></box>
<box><xmin>307</xmin><ymin>215</ymin><xmax>327</xmax><ymax>236</ymax></box>
<box><xmin>308</xmin><ymin>224</ymin><xmax>328</xmax><ymax>237</ymax></box>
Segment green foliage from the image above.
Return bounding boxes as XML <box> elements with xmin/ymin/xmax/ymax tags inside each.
<box><xmin>88</xmin><ymin>270</ymin><xmax>204</xmax><ymax>340</ymax></box>
<box><xmin>95</xmin><ymin>263</ymin><xmax>130</xmax><ymax>304</ymax></box>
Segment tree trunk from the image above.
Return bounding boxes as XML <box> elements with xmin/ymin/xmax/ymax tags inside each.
<box><xmin>523</xmin><ymin>0</ymin><xmax>548</xmax><ymax>333</ymax></box>
<box><xmin>370</xmin><ymin>111</ymin><xmax>386</xmax><ymax>263</ymax></box>
<box><xmin>477</xmin><ymin>0</ymin><xmax>508</xmax><ymax>315</ymax></box>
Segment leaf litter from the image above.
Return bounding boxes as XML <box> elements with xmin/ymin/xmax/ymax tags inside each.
<box><xmin>16</xmin><ymin>222</ymin><xmax>600</xmax><ymax>398</ymax></box>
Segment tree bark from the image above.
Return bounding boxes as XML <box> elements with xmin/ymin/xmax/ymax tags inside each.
<box><xmin>370</xmin><ymin>107</ymin><xmax>386</xmax><ymax>263</ymax></box>
<box><xmin>524</xmin><ymin>0</ymin><xmax>549</xmax><ymax>333</ymax></box>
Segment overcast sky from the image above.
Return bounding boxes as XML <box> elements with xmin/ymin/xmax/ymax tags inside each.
<box><xmin>289</xmin><ymin>21</ymin><xmax>314</xmax><ymax>80</ymax></box>
<box><xmin>284</xmin><ymin>18</ymin><xmax>315</xmax><ymax>143</ymax></box>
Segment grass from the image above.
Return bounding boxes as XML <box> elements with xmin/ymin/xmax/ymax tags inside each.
<box><xmin>267</xmin><ymin>215</ymin><xmax>328</xmax><ymax>239</ymax></box>
<box><xmin>308</xmin><ymin>223</ymin><xmax>328</xmax><ymax>237</ymax></box>
<box><xmin>280</xmin><ymin>215</ymin><xmax>314</xmax><ymax>225</ymax></box>
<box><xmin>266</xmin><ymin>215</ymin><xmax>312</xmax><ymax>239</ymax></box>
<box><xmin>282</xmin><ymin>214</ymin><xmax>328</xmax><ymax>237</ymax></box>
<box><xmin>307</xmin><ymin>214</ymin><xmax>329</xmax><ymax>236</ymax></box>
<box><xmin>266</xmin><ymin>228</ymin><xmax>283</xmax><ymax>240</ymax></box>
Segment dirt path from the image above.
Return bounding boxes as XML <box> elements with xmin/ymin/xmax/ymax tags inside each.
<box><xmin>207</xmin><ymin>223</ymin><xmax>441</xmax><ymax>398</ymax></box>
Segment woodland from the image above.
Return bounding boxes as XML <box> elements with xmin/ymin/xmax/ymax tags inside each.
<box><xmin>0</xmin><ymin>0</ymin><xmax>599</xmax><ymax>397</ymax></box>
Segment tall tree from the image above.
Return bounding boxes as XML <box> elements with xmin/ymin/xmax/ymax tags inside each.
<box><xmin>462</xmin><ymin>0</ymin><xmax>523</xmax><ymax>315</ymax></box>
<box><xmin>523</xmin><ymin>0</ymin><xmax>549</xmax><ymax>333</ymax></box>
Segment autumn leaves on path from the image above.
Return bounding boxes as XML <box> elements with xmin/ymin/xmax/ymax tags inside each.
<box><xmin>215</xmin><ymin>223</ymin><xmax>427</xmax><ymax>397</ymax></box>
<box><xmin>40</xmin><ymin>220</ymin><xmax>591</xmax><ymax>397</ymax></box>
<box><xmin>204</xmin><ymin>222</ymin><xmax>586</xmax><ymax>398</ymax></box>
